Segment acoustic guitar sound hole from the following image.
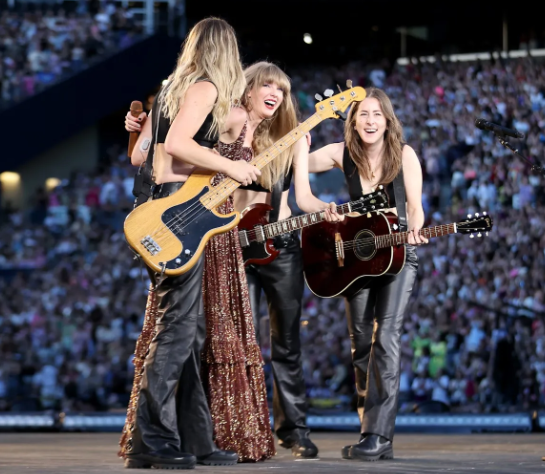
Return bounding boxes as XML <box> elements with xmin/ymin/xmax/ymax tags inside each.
<box><xmin>353</xmin><ymin>230</ymin><xmax>376</xmax><ymax>261</ymax></box>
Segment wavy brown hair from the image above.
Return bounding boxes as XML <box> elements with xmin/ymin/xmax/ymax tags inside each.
<box><xmin>344</xmin><ymin>87</ymin><xmax>404</xmax><ymax>184</ymax></box>
<box><xmin>240</xmin><ymin>62</ymin><xmax>298</xmax><ymax>190</ymax></box>
<box><xmin>160</xmin><ymin>17</ymin><xmax>245</xmax><ymax>137</ymax></box>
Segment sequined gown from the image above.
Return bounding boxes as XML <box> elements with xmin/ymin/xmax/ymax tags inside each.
<box><xmin>120</xmin><ymin>121</ymin><xmax>275</xmax><ymax>462</ymax></box>
<box><xmin>201</xmin><ymin>121</ymin><xmax>275</xmax><ymax>461</ymax></box>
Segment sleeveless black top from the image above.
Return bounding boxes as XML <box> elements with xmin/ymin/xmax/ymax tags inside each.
<box><xmin>342</xmin><ymin>143</ymin><xmax>404</xmax><ymax>207</ymax></box>
<box><xmin>240</xmin><ymin>166</ymin><xmax>293</xmax><ymax>193</ymax></box>
<box><xmin>151</xmin><ymin>79</ymin><xmax>218</xmax><ymax>149</ymax></box>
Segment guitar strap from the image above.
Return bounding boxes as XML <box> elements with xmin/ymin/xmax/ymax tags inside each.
<box><xmin>268</xmin><ymin>172</ymin><xmax>285</xmax><ymax>224</ymax></box>
<box><xmin>342</xmin><ymin>144</ymin><xmax>407</xmax><ymax>231</ymax></box>
<box><xmin>133</xmin><ymin>100</ymin><xmax>161</xmax><ymax>208</ymax></box>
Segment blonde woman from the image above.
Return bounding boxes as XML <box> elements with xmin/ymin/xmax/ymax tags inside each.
<box><xmin>119</xmin><ymin>17</ymin><xmax>257</xmax><ymax>470</ymax></box>
<box><xmin>308</xmin><ymin>88</ymin><xmax>427</xmax><ymax>461</ymax></box>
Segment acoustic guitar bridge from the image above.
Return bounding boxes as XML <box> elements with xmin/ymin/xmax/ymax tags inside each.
<box><xmin>335</xmin><ymin>232</ymin><xmax>344</xmax><ymax>267</ymax></box>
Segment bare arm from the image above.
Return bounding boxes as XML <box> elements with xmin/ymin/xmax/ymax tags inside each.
<box><xmin>129</xmin><ymin>110</ymin><xmax>152</xmax><ymax>167</ymax></box>
<box><xmin>164</xmin><ymin>82</ymin><xmax>260</xmax><ymax>183</ymax></box>
<box><xmin>403</xmin><ymin>145</ymin><xmax>428</xmax><ymax>245</ymax></box>
<box><xmin>292</xmin><ymin>138</ymin><xmax>339</xmax><ymax>219</ymax></box>
<box><xmin>308</xmin><ymin>141</ymin><xmax>344</xmax><ymax>173</ymax></box>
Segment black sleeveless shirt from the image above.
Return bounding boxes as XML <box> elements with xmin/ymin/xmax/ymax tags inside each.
<box><xmin>342</xmin><ymin>143</ymin><xmax>404</xmax><ymax>207</ymax></box>
<box><xmin>151</xmin><ymin>79</ymin><xmax>218</xmax><ymax>149</ymax></box>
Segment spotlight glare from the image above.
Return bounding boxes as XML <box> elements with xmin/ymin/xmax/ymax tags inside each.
<box><xmin>303</xmin><ymin>33</ymin><xmax>312</xmax><ymax>45</ymax></box>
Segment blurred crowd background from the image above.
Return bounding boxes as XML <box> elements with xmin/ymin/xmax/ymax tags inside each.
<box><xmin>1</xmin><ymin>1</ymin><xmax>545</xmax><ymax>417</ymax></box>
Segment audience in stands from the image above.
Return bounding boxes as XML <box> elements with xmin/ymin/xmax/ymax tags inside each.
<box><xmin>1</xmin><ymin>52</ymin><xmax>545</xmax><ymax>415</ymax></box>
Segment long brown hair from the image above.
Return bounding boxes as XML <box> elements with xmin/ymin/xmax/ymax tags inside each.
<box><xmin>240</xmin><ymin>62</ymin><xmax>298</xmax><ymax>190</ymax></box>
<box><xmin>160</xmin><ymin>17</ymin><xmax>245</xmax><ymax>137</ymax></box>
<box><xmin>344</xmin><ymin>87</ymin><xmax>404</xmax><ymax>184</ymax></box>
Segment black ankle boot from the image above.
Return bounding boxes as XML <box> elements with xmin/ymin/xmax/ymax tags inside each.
<box><xmin>196</xmin><ymin>449</ymin><xmax>238</xmax><ymax>466</ymax></box>
<box><xmin>341</xmin><ymin>434</ymin><xmax>366</xmax><ymax>460</ymax></box>
<box><xmin>350</xmin><ymin>434</ymin><xmax>393</xmax><ymax>461</ymax></box>
<box><xmin>280</xmin><ymin>436</ymin><xmax>319</xmax><ymax>458</ymax></box>
<box><xmin>124</xmin><ymin>450</ymin><xmax>196</xmax><ymax>469</ymax></box>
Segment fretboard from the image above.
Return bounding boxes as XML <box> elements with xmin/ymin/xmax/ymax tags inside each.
<box><xmin>199</xmin><ymin>113</ymin><xmax>323</xmax><ymax>210</ymax></box>
<box><xmin>375</xmin><ymin>224</ymin><xmax>457</xmax><ymax>248</ymax></box>
<box><xmin>264</xmin><ymin>202</ymin><xmax>354</xmax><ymax>238</ymax></box>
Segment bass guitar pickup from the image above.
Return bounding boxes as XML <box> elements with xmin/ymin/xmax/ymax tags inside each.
<box><xmin>141</xmin><ymin>236</ymin><xmax>161</xmax><ymax>256</ymax></box>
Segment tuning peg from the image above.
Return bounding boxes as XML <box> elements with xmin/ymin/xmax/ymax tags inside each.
<box><xmin>346</xmin><ymin>79</ymin><xmax>353</xmax><ymax>88</ymax></box>
<box><xmin>483</xmin><ymin>211</ymin><xmax>487</xmax><ymax>216</ymax></box>
<box><xmin>378</xmin><ymin>185</ymin><xmax>384</xmax><ymax>189</ymax></box>
<box><xmin>470</xmin><ymin>234</ymin><xmax>474</xmax><ymax>238</ymax></box>
<box><xmin>477</xmin><ymin>232</ymin><xmax>482</xmax><ymax>238</ymax></box>
<box><xmin>485</xmin><ymin>232</ymin><xmax>489</xmax><ymax>236</ymax></box>
<box><xmin>475</xmin><ymin>212</ymin><xmax>480</xmax><ymax>217</ymax></box>
<box><xmin>467</xmin><ymin>214</ymin><xmax>472</xmax><ymax>219</ymax></box>
<box><xmin>315</xmin><ymin>93</ymin><xmax>323</xmax><ymax>101</ymax></box>
<box><xmin>324</xmin><ymin>89</ymin><xmax>334</xmax><ymax>98</ymax></box>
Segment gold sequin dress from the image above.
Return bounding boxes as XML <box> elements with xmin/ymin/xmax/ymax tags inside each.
<box><xmin>201</xmin><ymin>121</ymin><xmax>275</xmax><ymax>461</ymax></box>
<box><xmin>120</xmin><ymin>122</ymin><xmax>275</xmax><ymax>462</ymax></box>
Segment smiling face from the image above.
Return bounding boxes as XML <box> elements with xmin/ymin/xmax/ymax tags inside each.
<box><xmin>353</xmin><ymin>97</ymin><xmax>387</xmax><ymax>145</ymax></box>
<box><xmin>248</xmin><ymin>81</ymin><xmax>285</xmax><ymax>119</ymax></box>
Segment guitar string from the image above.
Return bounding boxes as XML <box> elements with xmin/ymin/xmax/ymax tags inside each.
<box><xmin>243</xmin><ymin>195</ymin><xmax>385</xmax><ymax>240</ymax></box>
<box><xmin>145</xmin><ymin>114</ymin><xmax>323</xmax><ymax>242</ymax></box>
<box><xmin>342</xmin><ymin>225</ymin><xmax>455</xmax><ymax>250</ymax></box>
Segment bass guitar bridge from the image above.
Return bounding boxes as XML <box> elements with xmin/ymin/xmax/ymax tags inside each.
<box><xmin>141</xmin><ymin>236</ymin><xmax>161</xmax><ymax>256</ymax></box>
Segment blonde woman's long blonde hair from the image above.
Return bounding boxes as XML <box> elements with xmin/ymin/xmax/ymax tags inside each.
<box><xmin>344</xmin><ymin>87</ymin><xmax>404</xmax><ymax>184</ymax></box>
<box><xmin>160</xmin><ymin>17</ymin><xmax>245</xmax><ymax>138</ymax></box>
<box><xmin>241</xmin><ymin>62</ymin><xmax>298</xmax><ymax>190</ymax></box>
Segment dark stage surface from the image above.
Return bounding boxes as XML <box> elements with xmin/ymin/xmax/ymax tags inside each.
<box><xmin>1</xmin><ymin>432</ymin><xmax>544</xmax><ymax>473</ymax></box>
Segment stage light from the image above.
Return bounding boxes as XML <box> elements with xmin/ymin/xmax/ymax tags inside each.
<box><xmin>303</xmin><ymin>33</ymin><xmax>312</xmax><ymax>45</ymax></box>
<box><xmin>45</xmin><ymin>177</ymin><xmax>61</xmax><ymax>191</ymax></box>
<box><xmin>162</xmin><ymin>79</ymin><xmax>169</xmax><ymax>86</ymax></box>
<box><xmin>0</xmin><ymin>171</ymin><xmax>20</xmax><ymax>185</ymax></box>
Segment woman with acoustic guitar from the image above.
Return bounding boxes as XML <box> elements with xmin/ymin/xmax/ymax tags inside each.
<box><xmin>118</xmin><ymin>17</ymin><xmax>261</xmax><ymax>469</ymax></box>
<box><xmin>307</xmin><ymin>87</ymin><xmax>428</xmax><ymax>461</ymax></box>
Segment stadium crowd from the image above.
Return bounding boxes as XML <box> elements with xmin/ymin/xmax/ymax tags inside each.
<box><xmin>0</xmin><ymin>2</ymin><xmax>143</xmax><ymax>107</ymax></box>
<box><xmin>1</xmin><ymin>52</ymin><xmax>545</xmax><ymax>415</ymax></box>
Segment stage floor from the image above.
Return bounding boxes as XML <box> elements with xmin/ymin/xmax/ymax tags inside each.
<box><xmin>0</xmin><ymin>432</ymin><xmax>544</xmax><ymax>473</ymax></box>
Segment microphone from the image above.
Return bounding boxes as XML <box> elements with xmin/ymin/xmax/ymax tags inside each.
<box><xmin>128</xmin><ymin>100</ymin><xmax>144</xmax><ymax>157</ymax></box>
<box><xmin>474</xmin><ymin>118</ymin><xmax>525</xmax><ymax>139</ymax></box>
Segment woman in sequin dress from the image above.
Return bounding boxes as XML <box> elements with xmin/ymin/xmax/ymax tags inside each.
<box><xmin>122</xmin><ymin>61</ymin><xmax>337</xmax><ymax>462</ymax></box>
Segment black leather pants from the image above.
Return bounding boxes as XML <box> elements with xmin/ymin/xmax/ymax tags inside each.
<box><xmin>345</xmin><ymin>245</ymin><xmax>418</xmax><ymax>441</ymax></box>
<box><xmin>246</xmin><ymin>232</ymin><xmax>308</xmax><ymax>442</ymax></box>
<box><xmin>130</xmin><ymin>182</ymin><xmax>216</xmax><ymax>457</ymax></box>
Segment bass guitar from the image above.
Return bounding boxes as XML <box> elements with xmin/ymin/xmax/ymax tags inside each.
<box><xmin>301</xmin><ymin>211</ymin><xmax>493</xmax><ymax>298</ymax></box>
<box><xmin>239</xmin><ymin>188</ymin><xmax>388</xmax><ymax>266</ymax></box>
<box><xmin>123</xmin><ymin>84</ymin><xmax>367</xmax><ymax>276</ymax></box>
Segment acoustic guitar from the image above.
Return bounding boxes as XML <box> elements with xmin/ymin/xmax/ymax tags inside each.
<box><xmin>123</xmin><ymin>84</ymin><xmax>367</xmax><ymax>276</ymax></box>
<box><xmin>301</xmin><ymin>211</ymin><xmax>493</xmax><ymax>298</ymax></box>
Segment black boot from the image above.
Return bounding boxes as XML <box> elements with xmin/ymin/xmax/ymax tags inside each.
<box><xmin>124</xmin><ymin>450</ymin><xmax>196</xmax><ymax>469</ymax></box>
<box><xmin>349</xmin><ymin>434</ymin><xmax>393</xmax><ymax>462</ymax></box>
<box><xmin>196</xmin><ymin>449</ymin><xmax>238</xmax><ymax>466</ymax></box>
<box><xmin>341</xmin><ymin>434</ymin><xmax>365</xmax><ymax>460</ymax></box>
<box><xmin>280</xmin><ymin>436</ymin><xmax>319</xmax><ymax>458</ymax></box>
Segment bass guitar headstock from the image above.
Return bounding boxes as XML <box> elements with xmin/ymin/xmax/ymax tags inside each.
<box><xmin>351</xmin><ymin>185</ymin><xmax>388</xmax><ymax>213</ymax></box>
<box><xmin>314</xmin><ymin>80</ymin><xmax>366</xmax><ymax>121</ymax></box>
<box><xmin>456</xmin><ymin>212</ymin><xmax>493</xmax><ymax>238</ymax></box>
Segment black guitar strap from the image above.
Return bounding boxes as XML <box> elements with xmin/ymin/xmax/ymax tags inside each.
<box><xmin>268</xmin><ymin>173</ymin><xmax>284</xmax><ymax>224</ymax></box>
<box><xmin>392</xmin><ymin>167</ymin><xmax>407</xmax><ymax>231</ymax></box>
<box><xmin>342</xmin><ymin>143</ymin><xmax>407</xmax><ymax>231</ymax></box>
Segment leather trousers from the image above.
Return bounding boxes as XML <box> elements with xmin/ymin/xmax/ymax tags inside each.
<box><xmin>345</xmin><ymin>245</ymin><xmax>418</xmax><ymax>441</ymax></box>
<box><xmin>129</xmin><ymin>182</ymin><xmax>216</xmax><ymax>457</ymax></box>
<box><xmin>246</xmin><ymin>232</ymin><xmax>309</xmax><ymax>442</ymax></box>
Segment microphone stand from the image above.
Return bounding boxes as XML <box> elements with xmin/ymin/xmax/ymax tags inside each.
<box><xmin>495</xmin><ymin>133</ymin><xmax>545</xmax><ymax>177</ymax></box>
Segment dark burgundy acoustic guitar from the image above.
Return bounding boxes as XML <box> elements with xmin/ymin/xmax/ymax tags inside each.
<box><xmin>238</xmin><ymin>188</ymin><xmax>388</xmax><ymax>266</ymax></box>
<box><xmin>301</xmin><ymin>211</ymin><xmax>493</xmax><ymax>298</ymax></box>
